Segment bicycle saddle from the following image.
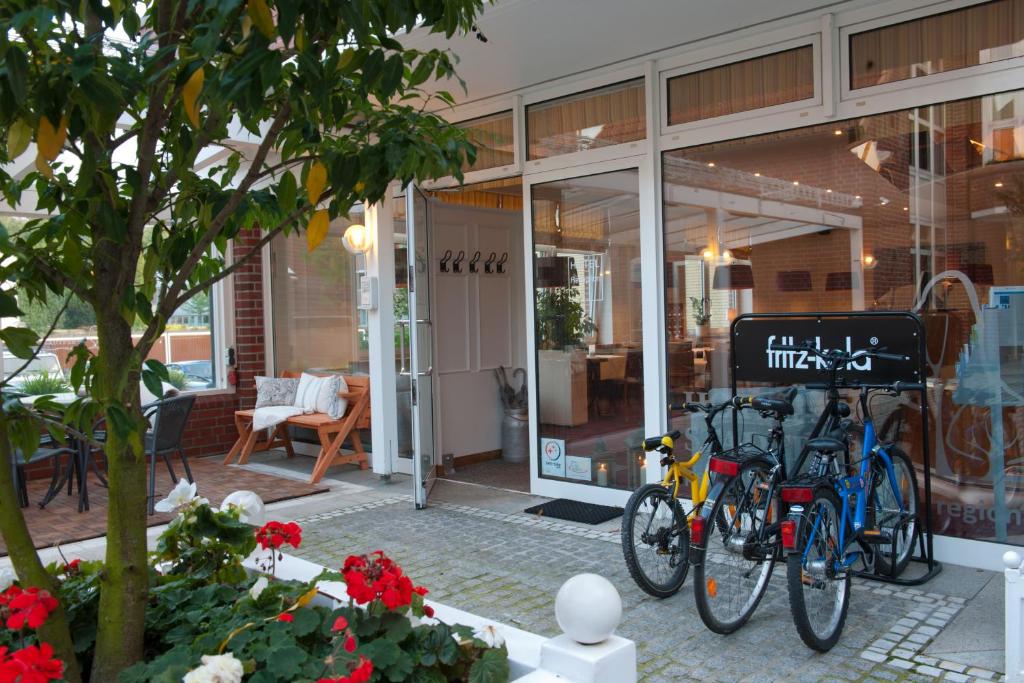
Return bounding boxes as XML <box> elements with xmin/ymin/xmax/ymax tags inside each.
<box><xmin>750</xmin><ymin>386</ymin><xmax>797</xmax><ymax>416</ymax></box>
<box><xmin>807</xmin><ymin>419</ymin><xmax>852</xmax><ymax>452</ymax></box>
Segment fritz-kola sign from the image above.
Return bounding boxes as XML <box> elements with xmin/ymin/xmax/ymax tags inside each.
<box><xmin>731</xmin><ymin>313</ymin><xmax>923</xmax><ymax>385</ymax></box>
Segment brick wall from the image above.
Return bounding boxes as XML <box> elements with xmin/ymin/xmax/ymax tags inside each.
<box><xmin>182</xmin><ymin>228</ymin><xmax>267</xmax><ymax>459</ymax></box>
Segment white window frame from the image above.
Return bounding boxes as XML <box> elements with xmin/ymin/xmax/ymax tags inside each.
<box><xmin>175</xmin><ymin>260</ymin><xmax>235</xmax><ymax>397</ymax></box>
<box><xmin>659</xmin><ymin>34</ymin><xmax>822</xmax><ymax>136</ymax></box>
<box><xmin>837</xmin><ymin>0</ymin><xmax>1024</xmax><ymax>113</ymax></box>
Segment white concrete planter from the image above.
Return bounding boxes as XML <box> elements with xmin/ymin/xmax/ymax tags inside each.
<box><xmin>242</xmin><ymin>553</ymin><xmax>636</xmax><ymax>683</ymax></box>
<box><xmin>1005</xmin><ymin>551</ymin><xmax>1024</xmax><ymax>682</ymax></box>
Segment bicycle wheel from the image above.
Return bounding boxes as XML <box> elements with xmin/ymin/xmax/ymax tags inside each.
<box><xmin>621</xmin><ymin>484</ymin><xmax>689</xmax><ymax>597</ymax></box>
<box><xmin>873</xmin><ymin>446</ymin><xmax>919</xmax><ymax>577</ymax></box>
<box><xmin>693</xmin><ymin>459</ymin><xmax>777</xmax><ymax>634</ymax></box>
<box><xmin>787</xmin><ymin>487</ymin><xmax>850</xmax><ymax>652</ymax></box>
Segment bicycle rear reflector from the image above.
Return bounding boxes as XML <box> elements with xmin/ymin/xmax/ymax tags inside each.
<box><xmin>709</xmin><ymin>457</ymin><xmax>739</xmax><ymax>477</ymax></box>
<box><xmin>781</xmin><ymin>520</ymin><xmax>797</xmax><ymax>549</ymax></box>
<box><xmin>781</xmin><ymin>486</ymin><xmax>814</xmax><ymax>503</ymax></box>
<box><xmin>690</xmin><ymin>517</ymin><xmax>705</xmax><ymax>545</ymax></box>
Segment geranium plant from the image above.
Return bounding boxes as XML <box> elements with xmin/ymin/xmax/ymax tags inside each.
<box><xmin>0</xmin><ymin>579</ymin><xmax>66</xmax><ymax>682</ymax></box>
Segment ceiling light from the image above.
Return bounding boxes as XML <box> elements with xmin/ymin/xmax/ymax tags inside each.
<box><xmin>754</xmin><ymin>172</ymin><xmax>761</xmax><ymax>177</ymax></box>
<box><xmin>707</xmin><ymin>162</ymin><xmax>715</xmax><ymax>167</ymax></box>
<box><xmin>701</xmin><ymin>247</ymin><xmax>714</xmax><ymax>260</ymax></box>
<box><xmin>834</xmin><ymin>130</ymin><xmax>843</xmax><ymax>136</ymax></box>
<box><xmin>903</xmin><ymin>206</ymin><xmax>908</xmax><ymax>211</ymax></box>
<box><xmin>854</xmin><ymin>195</ymin><xmax>861</xmax><ymax>200</ymax></box>
<box><xmin>995</xmin><ymin>181</ymin><xmax>1004</xmax><ymax>188</ymax></box>
<box><xmin>792</xmin><ymin>181</ymin><xmax>799</xmax><ymax>186</ymax></box>
<box><xmin>826</xmin><ymin>188</ymin><xmax>833</xmax><ymax>193</ymax></box>
<box><xmin>722</xmin><ymin>249</ymin><xmax>733</xmax><ymax>263</ymax></box>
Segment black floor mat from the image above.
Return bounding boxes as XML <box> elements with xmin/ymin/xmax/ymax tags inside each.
<box><xmin>523</xmin><ymin>498</ymin><xmax>623</xmax><ymax>525</ymax></box>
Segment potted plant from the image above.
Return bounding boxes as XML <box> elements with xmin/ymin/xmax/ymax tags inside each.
<box><xmin>689</xmin><ymin>296</ymin><xmax>712</xmax><ymax>339</ymax></box>
<box><xmin>536</xmin><ymin>287</ymin><xmax>594</xmax><ymax>351</ymax></box>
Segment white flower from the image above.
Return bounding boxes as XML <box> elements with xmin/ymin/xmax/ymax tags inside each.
<box><xmin>155</xmin><ymin>479</ymin><xmax>199</xmax><ymax>513</ymax></box>
<box><xmin>473</xmin><ymin>624</ymin><xmax>505</xmax><ymax>649</ymax></box>
<box><xmin>182</xmin><ymin>652</ymin><xmax>244</xmax><ymax>683</ymax></box>
<box><xmin>0</xmin><ymin>567</ymin><xmax>16</xmax><ymax>592</ymax></box>
<box><xmin>221</xmin><ymin>490</ymin><xmax>266</xmax><ymax>525</ymax></box>
<box><xmin>249</xmin><ymin>576</ymin><xmax>269</xmax><ymax>601</ymax></box>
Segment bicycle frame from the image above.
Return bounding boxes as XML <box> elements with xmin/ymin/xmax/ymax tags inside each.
<box><xmin>661</xmin><ymin>447</ymin><xmax>711</xmax><ymax>508</ymax></box>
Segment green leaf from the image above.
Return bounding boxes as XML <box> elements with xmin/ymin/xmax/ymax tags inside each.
<box><xmin>144</xmin><ymin>358</ymin><xmax>169</xmax><ymax>381</ymax></box>
<box><xmin>290</xmin><ymin>607</ymin><xmax>320</xmax><ymax>637</ymax></box>
<box><xmin>265</xmin><ymin>645</ymin><xmax>306</xmax><ymax>679</ymax></box>
<box><xmin>0</xmin><ymin>291</ymin><xmax>22</xmax><ymax>318</ymax></box>
<box><xmin>468</xmin><ymin>649</ymin><xmax>510</xmax><ymax>683</ymax></box>
<box><xmin>141</xmin><ymin>369</ymin><xmax>163</xmax><ymax>402</ymax></box>
<box><xmin>0</xmin><ymin>326</ymin><xmax>38</xmax><ymax>358</ymax></box>
<box><xmin>4</xmin><ymin>45</ymin><xmax>27</xmax><ymax>105</ymax></box>
<box><xmin>278</xmin><ymin>170</ymin><xmax>296</xmax><ymax>211</ymax></box>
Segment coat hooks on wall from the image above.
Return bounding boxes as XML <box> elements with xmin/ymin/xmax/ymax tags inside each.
<box><xmin>441</xmin><ymin>250</ymin><xmax>508</xmax><ymax>275</ymax></box>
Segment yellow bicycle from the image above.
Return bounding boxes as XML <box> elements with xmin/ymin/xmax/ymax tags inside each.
<box><xmin>621</xmin><ymin>400</ymin><xmax>732</xmax><ymax>598</ymax></box>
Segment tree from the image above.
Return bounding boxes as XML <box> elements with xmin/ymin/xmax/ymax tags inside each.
<box><xmin>0</xmin><ymin>1</ymin><xmax>483</xmax><ymax>679</ymax></box>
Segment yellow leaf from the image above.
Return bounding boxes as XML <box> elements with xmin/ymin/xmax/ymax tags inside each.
<box><xmin>7</xmin><ymin>119</ymin><xmax>31</xmax><ymax>159</ymax></box>
<box><xmin>295</xmin><ymin>586</ymin><xmax>319</xmax><ymax>607</ymax></box>
<box><xmin>294</xmin><ymin>23</ymin><xmax>306</xmax><ymax>51</ymax></box>
<box><xmin>182</xmin><ymin>67</ymin><xmax>204</xmax><ymax>128</ymax></box>
<box><xmin>306</xmin><ymin>209</ymin><xmax>329</xmax><ymax>252</ymax></box>
<box><xmin>34</xmin><ymin>153</ymin><xmax>52</xmax><ymax>179</ymax></box>
<box><xmin>36</xmin><ymin>115</ymin><xmax>67</xmax><ymax>161</ymax></box>
<box><xmin>354</xmin><ymin>181</ymin><xmax>365</xmax><ymax>194</ymax></box>
<box><xmin>306</xmin><ymin>161</ymin><xmax>327</xmax><ymax>204</ymax></box>
<box><xmin>247</xmin><ymin>0</ymin><xmax>275</xmax><ymax>40</ymax></box>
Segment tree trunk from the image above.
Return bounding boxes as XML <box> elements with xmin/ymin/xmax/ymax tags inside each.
<box><xmin>89</xmin><ymin>313</ymin><xmax>150</xmax><ymax>681</ymax></box>
<box><xmin>0</xmin><ymin>419</ymin><xmax>82</xmax><ymax>683</ymax></box>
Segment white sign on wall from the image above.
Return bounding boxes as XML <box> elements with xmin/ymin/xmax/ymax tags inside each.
<box><xmin>540</xmin><ymin>438</ymin><xmax>566</xmax><ymax>478</ymax></box>
<box><xmin>565</xmin><ymin>455</ymin><xmax>592</xmax><ymax>482</ymax></box>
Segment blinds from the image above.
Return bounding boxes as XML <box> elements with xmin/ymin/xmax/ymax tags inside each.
<box><xmin>850</xmin><ymin>0</ymin><xmax>1024</xmax><ymax>90</ymax></box>
<box><xmin>527</xmin><ymin>79</ymin><xmax>645</xmax><ymax>160</ymax></box>
<box><xmin>666</xmin><ymin>46</ymin><xmax>814</xmax><ymax>126</ymax></box>
<box><xmin>460</xmin><ymin>112</ymin><xmax>514</xmax><ymax>172</ymax></box>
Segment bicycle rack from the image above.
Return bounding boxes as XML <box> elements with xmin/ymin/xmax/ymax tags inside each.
<box><xmin>728</xmin><ymin>311</ymin><xmax>942</xmax><ymax>587</ymax></box>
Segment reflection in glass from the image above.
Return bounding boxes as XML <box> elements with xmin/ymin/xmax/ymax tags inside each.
<box><xmin>663</xmin><ymin>90</ymin><xmax>1024</xmax><ymax>543</ymax></box>
<box><xmin>532</xmin><ymin>169</ymin><xmax>644</xmax><ymax>491</ymax></box>
<box><xmin>459</xmin><ymin>111</ymin><xmax>515</xmax><ymax>172</ymax></box>
<box><xmin>527</xmin><ymin>80</ymin><xmax>645</xmax><ymax>160</ymax></box>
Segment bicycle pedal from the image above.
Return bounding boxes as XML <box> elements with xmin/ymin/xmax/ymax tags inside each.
<box><xmin>856</xmin><ymin>528</ymin><xmax>893</xmax><ymax>545</ymax></box>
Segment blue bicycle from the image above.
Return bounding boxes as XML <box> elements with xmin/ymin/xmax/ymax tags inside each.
<box><xmin>775</xmin><ymin>342</ymin><xmax>920</xmax><ymax>651</ymax></box>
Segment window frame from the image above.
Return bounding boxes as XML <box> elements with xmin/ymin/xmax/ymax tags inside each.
<box><xmin>659</xmin><ymin>35</ymin><xmax>822</xmax><ymax>135</ymax></box>
<box><xmin>170</xmin><ymin>264</ymin><xmax>234</xmax><ymax>396</ymax></box>
<box><xmin>839</xmin><ymin>0</ymin><xmax>1024</xmax><ymax>102</ymax></box>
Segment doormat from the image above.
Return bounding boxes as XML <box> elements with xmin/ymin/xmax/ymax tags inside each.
<box><xmin>523</xmin><ymin>499</ymin><xmax>623</xmax><ymax>525</ymax></box>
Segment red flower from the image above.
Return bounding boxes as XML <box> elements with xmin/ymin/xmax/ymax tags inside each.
<box><xmin>343</xmin><ymin>634</ymin><xmax>357</xmax><ymax>653</ymax></box>
<box><xmin>276</xmin><ymin>612</ymin><xmax>294</xmax><ymax>623</ymax></box>
<box><xmin>341</xmin><ymin>552</ymin><xmax>425</xmax><ymax>612</ymax></box>
<box><xmin>5</xmin><ymin>588</ymin><xmax>59</xmax><ymax>631</ymax></box>
<box><xmin>0</xmin><ymin>642</ymin><xmax>64</xmax><ymax>682</ymax></box>
<box><xmin>348</xmin><ymin>657</ymin><xmax>374</xmax><ymax>683</ymax></box>
<box><xmin>63</xmin><ymin>559</ymin><xmax>81</xmax><ymax>574</ymax></box>
<box><xmin>413</xmin><ymin>585</ymin><xmax>428</xmax><ymax>596</ymax></box>
<box><xmin>423</xmin><ymin>605</ymin><xmax>435</xmax><ymax>618</ymax></box>
<box><xmin>331</xmin><ymin>616</ymin><xmax>349</xmax><ymax>632</ymax></box>
<box><xmin>255</xmin><ymin>521</ymin><xmax>302</xmax><ymax>550</ymax></box>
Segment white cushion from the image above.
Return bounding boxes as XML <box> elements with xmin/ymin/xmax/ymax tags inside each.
<box><xmin>255</xmin><ymin>376</ymin><xmax>299</xmax><ymax>408</ymax></box>
<box><xmin>293</xmin><ymin>373</ymin><xmax>346</xmax><ymax>419</ymax></box>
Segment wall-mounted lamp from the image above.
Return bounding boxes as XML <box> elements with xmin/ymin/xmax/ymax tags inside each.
<box><xmin>342</xmin><ymin>223</ymin><xmax>371</xmax><ymax>254</ymax></box>
<box><xmin>862</xmin><ymin>254</ymin><xmax>878</xmax><ymax>270</ymax></box>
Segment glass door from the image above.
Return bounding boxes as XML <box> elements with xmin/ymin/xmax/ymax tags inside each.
<box><xmin>406</xmin><ymin>185</ymin><xmax>437</xmax><ymax>508</ymax></box>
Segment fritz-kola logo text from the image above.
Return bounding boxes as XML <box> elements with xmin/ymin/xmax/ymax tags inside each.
<box><xmin>765</xmin><ymin>335</ymin><xmax>873</xmax><ymax>371</ymax></box>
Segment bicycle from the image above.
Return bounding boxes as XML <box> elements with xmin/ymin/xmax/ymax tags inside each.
<box><xmin>776</xmin><ymin>342</ymin><xmax>921</xmax><ymax>651</ymax></box>
<box><xmin>620</xmin><ymin>400</ymin><xmax>732</xmax><ymax>598</ymax></box>
<box><xmin>690</xmin><ymin>387</ymin><xmax>801</xmax><ymax>634</ymax></box>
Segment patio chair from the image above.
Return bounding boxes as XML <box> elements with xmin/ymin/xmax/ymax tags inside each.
<box><xmin>144</xmin><ymin>394</ymin><xmax>197</xmax><ymax>515</ymax></box>
<box><xmin>12</xmin><ymin>445</ymin><xmax>78</xmax><ymax>509</ymax></box>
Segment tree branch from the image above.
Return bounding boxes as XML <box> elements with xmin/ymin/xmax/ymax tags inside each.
<box><xmin>29</xmin><ymin>256</ymin><xmax>92</xmax><ymax>302</ymax></box>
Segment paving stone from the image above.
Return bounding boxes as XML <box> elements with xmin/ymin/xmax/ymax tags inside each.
<box><xmin>917</xmin><ymin>664</ymin><xmax>944</xmax><ymax>677</ymax></box>
<box><xmin>940</xmin><ymin>661</ymin><xmax>968</xmax><ymax>673</ymax></box>
<box><xmin>889</xmin><ymin>658</ymin><xmax>915</xmax><ymax>670</ymax></box>
<box><xmin>942</xmin><ymin>673</ymin><xmax>969</xmax><ymax>683</ymax></box>
<box><xmin>861</xmin><ymin>650</ymin><xmax>888</xmax><ymax>663</ymax></box>
<box><xmin>967</xmin><ymin>667</ymin><xmax>996</xmax><ymax>679</ymax></box>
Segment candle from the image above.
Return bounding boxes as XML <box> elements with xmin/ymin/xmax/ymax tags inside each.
<box><xmin>597</xmin><ymin>463</ymin><xmax>608</xmax><ymax>487</ymax></box>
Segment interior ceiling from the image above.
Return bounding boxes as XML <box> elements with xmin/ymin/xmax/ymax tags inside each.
<box><xmin>402</xmin><ymin>0</ymin><xmax>853</xmax><ymax>103</ymax></box>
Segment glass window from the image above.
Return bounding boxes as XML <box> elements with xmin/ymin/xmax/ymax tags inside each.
<box><xmin>459</xmin><ymin>112</ymin><xmax>515</xmax><ymax>173</ymax></box>
<box><xmin>270</xmin><ymin>207</ymin><xmax>368</xmax><ymax>375</ymax></box>
<box><xmin>666</xmin><ymin>46</ymin><xmax>815</xmax><ymax>126</ymax></box>
<box><xmin>532</xmin><ymin>169</ymin><xmax>645</xmax><ymax>491</ymax></box>
<box><xmin>527</xmin><ymin>80</ymin><xmax>646</xmax><ymax>160</ymax></box>
<box><xmin>663</xmin><ymin>90</ymin><xmax>1024</xmax><ymax>544</ymax></box>
<box><xmin>850</xmin><ymin>0</ymin><xmax>1024</xmax><ymax>90</ymax></box>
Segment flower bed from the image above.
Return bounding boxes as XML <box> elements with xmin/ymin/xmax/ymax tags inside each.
<box><xmin>3</xmin><ymin>481</ymin><xmax>510</xmax><ymax>682</ymax></box>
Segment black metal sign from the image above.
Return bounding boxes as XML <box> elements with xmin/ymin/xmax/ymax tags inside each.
<box><xmin>731</xmin><ymin>312</ymin><xmax>923</xmax><ymax>385</ymax></box>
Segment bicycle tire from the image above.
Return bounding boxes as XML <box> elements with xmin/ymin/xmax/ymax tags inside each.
<box><xmin>693</xmin><ymin>459</ymin><xmax>777</xmax><ymax>634</ymax></box>
<box><xmin>787</xmin><ymin>487</ymin><xmax>850</xmax><ymax>652</ymax></box>
<box><xmin>873</xmin><ymin>446</ymin><xmax>919</xmax><ymax>577</ymax></box>
<box><xmin>621</xmin><ymin>484</ymin><xmax>689</xmax><ymax>598</ymax></box>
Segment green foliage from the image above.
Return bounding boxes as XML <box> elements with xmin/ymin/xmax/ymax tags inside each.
<box><xmin>689</xmin><ymin>296</ymin><xmax>711</xmax><ymax>326</ymax></box>
<box><xmin>165</xmin><ymin>368</ymin><xmax>188</xmax><ymax>390</ymax></box>
<box><xmin>151</xmin><ymin>501</ymin><xmax>257</xmax><ymax>585</ymax></box>
<box><xmin>535</xmin><ymin>287</ymin><xmax>594</xmax><ymax>350</ymax></box>
<box><xmin>15</xmin><ymin>369</ymin><xmax>70</xmax><ymax>395</ymax></box>
<box><xmin>21</xmin><ymin>295</ymin><xmax>96</xmax><ymax>334</ymax></box>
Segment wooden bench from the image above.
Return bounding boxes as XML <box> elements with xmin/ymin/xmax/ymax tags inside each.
<box><xmin>223</xmin><ymin>375</ymin><xmax>371</xmax><ymax>484</ymax></box>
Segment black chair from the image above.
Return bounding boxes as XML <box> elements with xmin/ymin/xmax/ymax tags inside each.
<box><xmin>12</xmin><ymin>446</ymin><xmax>78</xmax><ymax>509</ymax></box>
<box><xmin>144</xmin><ymin>394</ymin><xmax>197</xmax><ymax>515</ymax></box>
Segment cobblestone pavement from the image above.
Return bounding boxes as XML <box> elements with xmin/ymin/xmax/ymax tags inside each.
<box><xmin>288</xmin><ymin>488</ymin><xmax>999</xmax><ymax>683</ymax></box>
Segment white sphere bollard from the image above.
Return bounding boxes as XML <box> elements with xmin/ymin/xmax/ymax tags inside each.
<box><xmin>555</xmin><ymin>573</ymin><xmax>622</xmax><ymax>645</ymax></box>
<box><xmin>221</xmin><ymin>490</ymin><xmax>266</xmax><ymax>525</ymax></box>
<box><xmin>1004</xmin><ymin>550</ymin><xmax>1023</xmax><ymax>571</ymax></box>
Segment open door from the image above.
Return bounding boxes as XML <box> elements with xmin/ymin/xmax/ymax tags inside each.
<box><xmin>406</xmin><ymin>185</ymin><xmax>437</xmax><ymax>508</ymax></box>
